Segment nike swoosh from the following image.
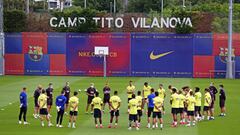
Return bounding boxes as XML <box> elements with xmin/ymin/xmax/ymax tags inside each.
<box><xmin>150</xmin><ymin>51</ymin><xmax>174</xmax><ymax>60</ymax></box>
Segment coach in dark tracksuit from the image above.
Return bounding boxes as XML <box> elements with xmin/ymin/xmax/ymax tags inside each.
<box><xmin>219</xmin><ymin>85</ymin><xmax>226</xmax><ymax>117</ymax></box>
<box><xmin>19</xmin><ymin>87</ymin><xmax>29</xmax><ymax>125</ymax></box>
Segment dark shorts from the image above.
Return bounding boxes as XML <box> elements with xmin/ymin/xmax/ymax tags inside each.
<box><xmin>34</xmin><ymin>99</ymin><xmax>39</xmax><ymax>107</ymax></box>
<box><xmin>203</xmin><ymin>106</ymin><xmax>210</xmax><ymax>111</ymax></box>
<box><xmin>70</xmin><ymin>111</ymin><xmax>78</xmax><ymax>116</ymax></box>
<box><xmin>40</xmin><ymin>108</ymin><xmax>48</xmax><ymax>115</ymax></box>
<box><xmin>172</xmin><ymin>108</ymin><xmax>179</xmax><ymax>114</ymax></box>
<box><xmin>220</xmin><ymin>100</ymin><xmax>225</xmax><ymax>108</ymax></box>
<box><xmin>137</xmin><ymin>110</ymin><xmax>142</xmax><ymax>117</ymax></box>
<box><xmin>183</xmin><ymin>107</ymin><xmax>187</xmax><ymax>113</ymax></box>
<box><xmin>195</xmin><ymin>106</ymin><xmax>201</xmax><ymax>112</ymax></box>
<box><xmin>187</xmin><ymin>111</ymin><xmax>194</xmax><ymax>116</ymax></box>
<box><xmin>103</xmin><ymin>95</ymin><xmax>110</xmax><ymax>103</ymax></box>
<box><xmin>129</xmin><ymin>114</ymin><xmax>137</xmax><ymax>122</ymax></box>
<box><xmin>178</xmin><ymin>108</ymin><xmax>184</xmax><ymax>114</ymax></box>
<box><xmin>88</xmin><ymin>96</ymin><xmax>94</xmax><ymax>104</ymax></box>
<box><xmin>110</xmin><ymin>110</ymin><xmax>119</xmax><ymax>117</ymax></box>
<box><xmin>153</xmin><ymin>112</ymin><xmax>162</xmax><ymax>118</ymax></box>
<box><xmin>47</xmin><ymin>98</ymin><xmax>53</xmax><ymax>106</ymax></box>
<box><xmin>147</xmin><ymin>107</ymin><xmax>154</xmax><ymax>117</ymax></box>
<box><xmin>94</xmin><ymin>109</ymin><xmax>102</xmax><ymax>118</ymax></box>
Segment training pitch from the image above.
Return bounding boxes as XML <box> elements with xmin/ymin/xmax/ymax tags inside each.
<box><xmin>0</xmin><ymin>76</ymin><xmax>239</xmax><ymax>135</ymax></box>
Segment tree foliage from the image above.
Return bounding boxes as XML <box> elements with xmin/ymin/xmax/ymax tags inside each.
<box><xmin>3</xmin><ymin>10</ymin><xmax>27</xmax><ymax>32</ymax></box>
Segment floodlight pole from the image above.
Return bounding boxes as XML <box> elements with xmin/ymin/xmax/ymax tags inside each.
<box><xmin>226</xmin><ymin>0</ymin><xmax>234</xmax><ymax>79</ymax></box>
<box><xmin>0</xmin><ymin>0</ymin><xmax>4</xmax><ymax>75</ymax></box>
<box><xmin>113</xmin><ymin>0</ymin><xmax>116</xmax><ymax>13</ymax></box>
<box><xmin>26</xmin><ymin>0</ymin><xmax>30</xmax><ymax>14</ymax></box>
<box><xmin>84</xmin><ymin>0</ymin><xmax>87</xmax><ymax>8</ymax></box>
<box><xmin>161</xmin><ymin>0</ymin><xmax>163</xmax><ymax>18</ymax></box>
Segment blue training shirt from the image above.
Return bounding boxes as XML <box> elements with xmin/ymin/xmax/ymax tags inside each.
<box><xmin>20</xmin><ymin>91</ymin><xmax>27</xmax><ymax>107</ymax></box>
<box><xmin>56</xmin><ymin>95</ymin><xmax>67</xmax><ymax>110</ymax></box>
<box><xmin>148</xmin><ymin>93</ymin><xmax>155</xmax><ymax>108</ymax></box>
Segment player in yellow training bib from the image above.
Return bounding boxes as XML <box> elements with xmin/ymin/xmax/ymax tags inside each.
<box><xmin>68</xmin><ymin>91</ymin><xmax>79</xmax><ymax>128</ymax></box>
<box><xmin>194</xmin><ymin>87</ymin><xmax>202</xmax><ymax>121</ymax></box>
<box><xmin>91</xmin><ymin>92</ymin><xmax>103</xmax><ymax>128</ymax></box>
<box><xmin>128</xmin><ymin>94</ymin><xmax>139</xmax><ymax>130</ymax></box>
<box><xmin>203</xmin><ymin>88</ymin><xmax>212</xmax><ymax>120</ymax></box>
<box><xmin>142</xmin><ymin>82</ymin><xmax>152</xmax><ymax>111</ymax></box>
<box><xmin>186</xmin><ymin>91</ymin><xmax>196</xmax><ymax>127</ymax></box>
<box><xmin>152</xmin><ymin>92</ymin><xmax>164</xmax><ymax>130</ymax></box>
<box><xmin>126</xmin><ymin>80</ymin><xmax>135</xmax><ymax>102</ymax></box>
<box><xmin>108</xmin><ymin>91</ymin><xmax>121</xmax><ymax>128</ymax></box>
<box><xmin>170</xmin><ymin>88</ymin><xmax>180</xmax><ymax>127</ymax></box>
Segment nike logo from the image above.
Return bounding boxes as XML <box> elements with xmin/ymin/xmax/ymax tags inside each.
<box><xmin>150</xmin><ymin>51</ymin><xmax>174</xmax><ymax>60</ymax></box>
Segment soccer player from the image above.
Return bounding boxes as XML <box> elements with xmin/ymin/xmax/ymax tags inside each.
<box><xmin>170</xmin><ymin>88</ymin><xmax>180</xmax><ymax>127</ymax></box>
<box><xmin>86</xmin><ymin>83</ymin><xmax>97</xmax><ymax>114</ymax></box>
<box><xmin>63</xmin><ymin>81</ymin><xmax>71</xmax><ymax>114</ymax></box>
<box><xmin>55</xmin><ymin>90</ymin><xmax>67</xmax><ymax>128</ymax></box>
<box><xmin>178</xmin><ymin>90</ymin><xmax>186</xmax><ymax>124</ymax></box>
<box><xmin>219</xmin><ymin>85</ymin><xmax>226</xmax><ymax>116</ymax></box>
<box><xmin>136</xmin><ymin>91</ymin><xmax>143</xmax><ymax>127</ymax></box>
<box><xmin>152</xmin><ymin>91</ymin><xmax>164</xmax><ymax>130</ymax></box>
<box><xmin>127</xmin><ymin>80</ymin><xmax>135</xmax><ymax>102</ymax></box>
<box><xmin>19</xmin><ymin>87</ymin><xmax>29</xmax><ymax>125</ymax></box>
<box><xmin>202</xmin><ymin>88</ymin><xmax>212</xmax><ymax>120</ymax></box>
<box><xmin>108</xmin><ymin>91</ymin><xmax>121</xmax><ymax>128</ymax></box>
<box><xmin>46</xmin><ymin>83</ymin><xmax>54</xmax><ymax>117</ymax></box>
<box><xmin>194</xmin><ymin>87</ymin><xmax>202</xmax><ymax>121</ymax></box>
<box><xmin>168</xmin><ymin>85</ymin><xmax>172</xmax><ymax>94</ymax></box>
<box><xmin>68</xmin><ymin>91</ymin><xmax>79</xmax><ymax>128</ymax></box>
<box><xmin>157</xmin><ymin>84</ymin><xmax>166</xmax><ymax>114</ymax></box>
<box><xmin>186</xmin><ymin>91</ymin><xmax>196</xmax><ymax>127</ymax></box>
<box><xmin>146</xmin><ymin>88</ymin><xmax>155</xmax><ymax>128</ymax></box>
<box><xmin>91</xmin><ymin>92</ymin><xmax>103</xmax><ymax>128</ymax></box>
<box><xmin>209</xmin><ymin>82</ymin><xmax>218</xmax><ymax>120</ymax></box>
<box><xmin>38</xmin><ymin>90</ymin><xmax>53</xmax><ymax>127</ymax></box>
<box><xmin>103</xmin><ymin>83</ymin><xmax>111</xmax><ymax>112</ymax></box>
<box><xmin>128</xmin><ymin>94</ymin><xmax>139</xmax><ymax>130</ymax></box>
<box><xmin>33</xmin><ymin>85</ymin><xmax>42</xmax><ymax>118</ymax></box>
<box><xmin>142</xmin><ymin>82</ymin><xmax>152</xmax><ymax>111</ymax></box>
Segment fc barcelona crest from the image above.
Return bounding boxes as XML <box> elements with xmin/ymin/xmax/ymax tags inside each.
<box><xmin>28</xmin><ymin>45</ymin><xmax>43</xmax><ymax>61</ymax></box>
<box><xmin>219</xmin><ymin>47</ymin><xmax>235</xmax><ymax>63</ymax></box>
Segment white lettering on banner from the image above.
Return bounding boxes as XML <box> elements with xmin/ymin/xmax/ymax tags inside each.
<box><xmin>49</xmin><ymin>17</ymin><xmax>193</xmax><ymax>29</ymax></box>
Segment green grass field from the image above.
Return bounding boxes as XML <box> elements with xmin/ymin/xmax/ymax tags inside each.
<box><xmin>0</xmin><ymin>76</ymin><xmax>239</xmax><ymax>135</ymax></box>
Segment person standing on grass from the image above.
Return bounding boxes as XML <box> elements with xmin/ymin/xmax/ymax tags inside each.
<box><xmin>68</xmin><ymin>91</ymin><xmax>79</xmax><ymax>128</ymax></box>
<box><xmin>152</xmin><ymin>91</ymin><xmax>164</xmax><ymax>130</ymax></box>
<box><xmin>127</xmin><ymin>80</ymin><xmax>135</xmax><ymax>103</ymax></box>
<box><xmin>194</xmin><ymin>87</ymin><xmax>202</xmax><ymax>121</ymax></box>
<box><xmin>178</xmin><ymin>90</ymin><xmax>186</xmax><ymax>125</ymax></box>
<box><xmin>209</xmin><ymin>82</ymin><xmax>218</xmax><ymax>120</ymax></box>
<box><xmin>136</xmin><ymin>91</ymin><xmax>143</xmax><ymax>127</ymax></box>
<box><xmin>157</xmin><ymin>84</ymin><xmax>166</xmax><ymax>114</ymax></box>
<box><xmin>91</xmin><ymin>92</ymin><xmax>103</xmax><ymax>128</ymax></box>
<box><xmin>86</xmin><ymin>83</ymin><xmax>97</xmax><ymax>114</ymax></box>
<box><xmin>142</xmin><ymin>82</ymin><xmax>152</xmax><ymax>112</ymax></box>
<box><xmin>55</xmin><ymin>90</ymin><xmax>66</xmax><ymax>128</ymax></box>
<box><xmin>146</xmin><ymin>88</ymin><xmax>155</xmax><ymax>128</ymax></box>
<box><xmin>186</xmin><ymin>91</ymin><xmax>196</xmax><ymax>127</ymax></box>
<box><xmin>219</xmin><ymin>85</ymin><xmax>226</xmax><ymax>116</ymax></box>
<box><xmin>63</xmin><ymin>81</ymin><xmax>71</xmax><ymax>115</ymax></box>
<box><xmin>33</xmin><ymin>85</ymin><xmax>43</xmax><ymax>119</ymax></box>
<box><xmin>46</xmin><ymin>83</ymin><xmax>54</xmax><ymax>117</ymax></box>
<box><xmin>128</xmin><ymin>94</ymin><xmax>139</xmax><ymax>130</ymax></box>
<box><xmin>38</xmin><ymin>90</ymin><xmax>53</xmax><ymax>127</ymax></box>
<box><xmin>103</xmin><ymin>83</ymin><xmax>111</xmax><ymax>113</ymax></box>
<box><xmin>108</xmin><ymin>91</ymin><xmax>121</xmax><ymax>128</ymax></box>
<box><xmin>202</xmin><ymin>88</ymin><xmax>212</xmax><ymax>120</ymax></box>
<box><xmin>170</xmin><ymin>88</ymin><xmax>180</xmax><ymax>127</ymax></box>
<box><xmin>19</xmin><ymin>87</ymin><xmax>29</xmax><ymax>125</ymax></box>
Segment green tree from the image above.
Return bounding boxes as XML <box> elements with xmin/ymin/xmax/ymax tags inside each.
<box><xmin>3</xmin><ymin>10</ymin><xmax>27</xmax><ymax>32</ymax></box>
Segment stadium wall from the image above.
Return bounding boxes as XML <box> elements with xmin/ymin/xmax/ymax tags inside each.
<box><xmin>4</xmin><ymin>32</ymin><xmax>240</xmax><ymax>78</ymax></box>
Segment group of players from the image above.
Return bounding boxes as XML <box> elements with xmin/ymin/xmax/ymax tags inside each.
<box><xmin>18</xmin><ymin>81</ymin><xmax>226</xmax><ymax>130</ymax></box>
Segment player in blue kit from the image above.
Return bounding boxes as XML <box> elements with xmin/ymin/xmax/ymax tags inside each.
<box><xmin>55</xmin><ymin>90</ymin><xmax>67</xmax><ymax>128</ymax></box>
<box><xmin>19</xmin><ymin>87</ymin><xmax>29</xmax><ymax>125</ymax></box>
<box><xmin>147</xmin><ymin>88</ymin><xmax>155</xmax><ymax>128</ymax></box>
